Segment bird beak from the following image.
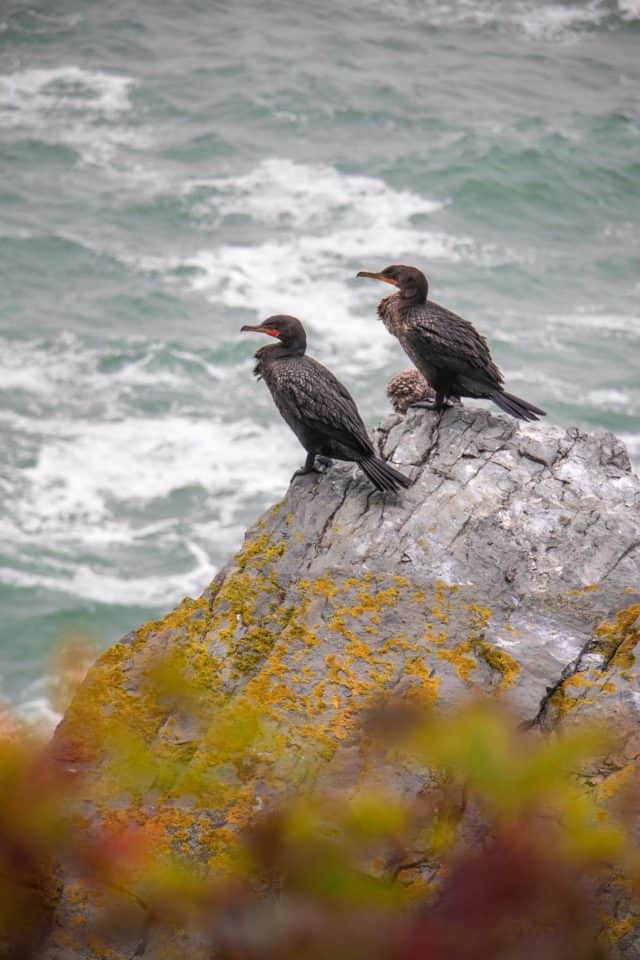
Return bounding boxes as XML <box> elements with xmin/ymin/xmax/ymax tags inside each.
<box><xmin>356</xmin><ymin>271</ymin><xmax>399</xmax><ymax>287</ymax></box>
<box><xmin>240</xmin><ymin>324</ymin><xmax>280</xmax><ymax>338</ymax></box>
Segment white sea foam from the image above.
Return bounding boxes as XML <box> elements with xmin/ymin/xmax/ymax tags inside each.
<box><xmin>0</xmin><ymin>65</ymin><xmax>134</xmax><ymax>120</ymax></box>
<box><xmin>586</xmin><ymin>388</ymin><xmax>635</xmax><ymax>411</ymax></box>
<box><xmin>15</xmin><ymin>696</ymin><xmax>61</xmax><ymax>732</ymax></box>
<box><xmin>518</xmin><ymin>3</ymin><xmax>605</xmax><ymax>38</ymax></box>
<box><xmin>357</xmin><ymin>0</ymin><xmax>609</xmax><ymax>34</ymax></box>
<box><xmin>619</xmin><ymin>433</ymin><xmax>640</xmax><ymax>465</ymax></box>
<box><xmin>6</xmin><ymin>414</ymin><xmax>296</xmax><ymax>534</ymax></box>
<box><xmin>0</xmin><ymin>334</ymin><xmax>191</xmax><ymax>409</ymax></box>
<box><xmin>0</xmin><ymin>350</ymin><xmax>304</xmax><ymax>604</ymax></box>
<box><xmin>617</xmin><ymin>0</ymin><xmax>640</xmax><ymax>18</ymax></box>
<box><xmin>138</xmin><ymin>159</ymin><xmax>513</xmax><ymax>371</ymax></box>
<box><xmin>0</xmin><ymin>325</ymin><xmax>302</xmax><ymax>607</ymax></box>
<box><xmin>0</xmin><ymin>333</ymin><xmax>98</xmax><ymax>396</ymax></box>
<box><xmin>186</xmin><ymin>157</ymin><xmax>444</xmax><ymax>229</ymax></box>
<box><xmin>545</xmin><ymin>311</ymin><xmax>640</xmax><ymax>336</ymax></box>
<box><xmin>505</xmin><ymin>368</ymin><xmax>576</xmax><ymax>402</ymax></box>
<box><xmin>2</xmin><ymin>540</ymin><xmax>216</xmax><ymax>608</ymax></box>
<box><xmin>0</xmin><ymin>64</ymin><xmax>151</xmax><ymax>170</ymax></box>
<box><xmin>507</xmin><ymin>367</ymin><xmax>639</xmax><ymax>419</ymax></box>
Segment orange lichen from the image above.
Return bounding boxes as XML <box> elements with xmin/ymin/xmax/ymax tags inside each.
<box><xmin>436</xmin><ymin>643</ymin><xmax>478</xmax><ymax>683</ymax></box>
<box><xmin>598</xmin><ymin>914</ymin><xmax>638</xmax><ymax>947</ymax></box>
<box><xmin>595</xmin><ymin>762</ymin><xmax>638</xmax><ymax>803</ymax></box>
<box><xmin>430</xmin><ymin>580</ymin><xmax>459</xmax><ymax>623</ymax></box>
<box><xmin>567</xmin><ymin>584</ymin><xmax>599</xmax><ymax>597</ymax></box>
<box><xmin>475</xmin><ymin>643</ymin><xmax>520</xmax><ymax>693</ymax></box>
<box><xmin>593</xmin><ymin>605</ymin><xmax>640</xmax><ymax>672</ymax></box>
<box><xmin>54</xmin><ymin>524</ymin><xmax>534</xmax><ymax>928</ymax></box>
<box><xmin>312</xmin><ymin>577</ymin><xmax>340</xmax><ymax>600</ymax></box>
<box><xmin>549</xmin><ymin>673</ymin><xmax>595</xmax><ymax>719</ymax></box>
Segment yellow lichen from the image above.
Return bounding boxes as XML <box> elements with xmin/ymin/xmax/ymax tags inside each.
<box><xmin>598</xmin><ymin>914</ymin><xmax>638</xmax><ymax>946</ymax></box>
<box><xmin>567</xmin><ymin>584</ymin><xmax>599</xmax><ymax>597</ymax></box>
<box><xmin>593</xmin><ymin>605</ymin><xmax>640</xmax><ymax>672</ymax></box>
<box><xmin>229</xmin><ymin>626</ymin><xmax>278</xmax><ymax>676</ymax></box>
<box><xmin>549</xmin><ymin>673</ymin><xmax>595</xmax><ymax>718</ymax></box>
<box><xmin>436</xmin><ymin>643</ymin><xmax>478</xmax><ymax>683</ymax></box>
<box><xmin>430</xmin><ymin>580</ymin><xmax>459</xmax><ymax>623</ymax></box>
<box><xmin>312</xmin><ymin>577</ymin><xmax>340</xmax><ymax>600</ymax></box>
<box><xmin>475</xmin><ymin>642</ymin><xmax>520</xmax><ymax>693</ymax></box>
<box><xmin>595</xmin><ymin>762</ymin><xmax>638</xmax><ymax>802</ymax></box>
<box><xmin>55</xmin><ymin>531</ymin><xmax>529</xmax><ymax>902</ymax></box>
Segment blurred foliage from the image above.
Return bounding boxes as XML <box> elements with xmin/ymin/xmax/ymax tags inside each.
<box><xmin>45</xmin><ymin>630</ymin><xmax>99</xmax><ymax>717</ymax></box>
<box><xmin>1</xmin><ymin>646</ymin><xmax>639</xmax><ymax>959</ymax></box>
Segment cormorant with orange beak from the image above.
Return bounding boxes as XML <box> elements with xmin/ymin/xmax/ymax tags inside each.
<box><xmin>357</xmin><ymin>265</ymin><xmax>545</xmax><ymax>421</ymax></box>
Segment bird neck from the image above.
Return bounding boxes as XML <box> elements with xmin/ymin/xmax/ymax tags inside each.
<box><xmin>257</xmin><ymin>340</ymin><xmax>306</xmax><ymax>361</ymax></box>
<box><xmin>400</xmin><ymin>285</ymin><xmax>427</xmax><ymax>306</ymax></box>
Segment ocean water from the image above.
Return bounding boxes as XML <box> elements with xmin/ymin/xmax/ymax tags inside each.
<box><xmin>1</xmin><ymin>0</ymin><xmax>639</xmax><ymax>725</ymax></box>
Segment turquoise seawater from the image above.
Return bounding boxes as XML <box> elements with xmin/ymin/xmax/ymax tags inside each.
<box><xmin>1</xmin><ymin>0</ymin><xmax>639</xmax><ymax>724</ymax></box>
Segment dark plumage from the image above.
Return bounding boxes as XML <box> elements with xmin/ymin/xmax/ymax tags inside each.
<box><xmin>387</xmin><ymin>369</ymin><xmax>435</xmax><ymax>414</ymax></box>
<box><xmin>240</xmin><ymin>315</ymin><xmax>411</xmax><ymax>493</ymax></box>
<box><xmin>357</xmin><ymin>265</ymin><xmax>546</xmax><ymax>422</ymax></box>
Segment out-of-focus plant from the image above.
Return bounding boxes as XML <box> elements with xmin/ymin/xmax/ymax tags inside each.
<box><xmin>46</xmin><ymin>629</ymin><xmax>99</xmax><ymax>717</ymax></box>
<box><xmin>1</xmin><ymin>646</ymin><xmax>639</xmax><ymax>959</ymax></box>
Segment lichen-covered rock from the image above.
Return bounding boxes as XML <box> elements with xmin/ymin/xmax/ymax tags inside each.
<box><xmin>47</xmin><ymin>406</ymin><xmax>640</xmax><ymax>958</ymax></box>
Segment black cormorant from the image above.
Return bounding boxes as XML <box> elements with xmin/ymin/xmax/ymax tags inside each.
<box><xmin>241</xmin><ymin>315</ymin><xmax>411</xmax><ymax>492</ymax></box>
<box><xmin>357</xmin><ymin>265</ymin><xmax>545</xmax><ymax>421</ymax></box>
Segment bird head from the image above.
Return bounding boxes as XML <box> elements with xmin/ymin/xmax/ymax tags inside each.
<box><xmin>240</xmin><ymin>315</ymin><xmax>307</xmax><ymax>352</ymax></box>
<box><xmin>356</xmin><ymin>264</ymin><xmax>428</xmax><ymax>303</ymax></box>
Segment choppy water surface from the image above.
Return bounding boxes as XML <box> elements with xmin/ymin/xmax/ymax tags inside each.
<box><xmin>1</xmin><ymin>0</ymin><xmax>639</xmax><ymax>722</ymax></box>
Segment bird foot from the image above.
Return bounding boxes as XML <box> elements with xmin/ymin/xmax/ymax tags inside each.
<box><xmin>410</xmin><ymin>398</ymin><xmax>455</xmax><ymax>412</ymax></box>
<box><xmin>433</xmin><ymin>394</ymin><xmax>461</xmax><ymax>412</ymax></box>
<box><xmin>291</xmin><ymin>455</ymin><xmax>332</xmax><ymax>482</ymax></box>
<box><xmin>291</xmin><ymin>466</ymin><xmax>316</xmax><ymax>481</ymax></box>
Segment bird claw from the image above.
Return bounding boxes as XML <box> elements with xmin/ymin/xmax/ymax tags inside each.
<box><xmin>408</xmin><ymin>398</ymin><xmax>455</xmax><ymax>412</ymax></box>
<box><xmin>291</xmin><ymin>467</ymin><xmax>315</xmax><ymax>481</ymax></box>
<box><xmin>291</xmin><ymin>456</ymin><xmax>332</xmax><ymax>482</ymax></box>
<box><xmin>431</xmin><ymin>396</ymin><xmax>460</xmax><ymax>412</ymax></box>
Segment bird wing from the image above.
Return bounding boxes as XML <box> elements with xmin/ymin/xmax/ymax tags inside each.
<box><xmin>273</xmin><ymin>356</ymin><xmax>373</xmax><ymax>456</ymax></box>
<box><xmin>405</xmin><ymin>300</ymin><xmax>503</xmax><ymax>388</ymax></box>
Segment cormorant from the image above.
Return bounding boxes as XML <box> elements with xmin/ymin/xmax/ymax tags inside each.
<box><xmin>241</xmin><ymin>315</ymin><xmax>411</xmax><ymax>493</ymax></box>
<box><xmin>357</xmin><ymin>265</ymin><xmax>546</xmax><ymax>422</ymax></box>
<box><xmin>387</xmin><ymin>368</ymin><xmax>435</xmax><ymax>414</ymax></box>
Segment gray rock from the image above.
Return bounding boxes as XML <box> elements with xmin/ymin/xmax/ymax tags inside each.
<box><xmin>46</xmin><ymin>405</ymin><xmax>640</xmax><ymax>958</ymax></box>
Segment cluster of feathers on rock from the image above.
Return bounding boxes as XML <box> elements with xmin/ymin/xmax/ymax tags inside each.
<box><xmin>241</xmin><ymin>264</ymin><xmax>546</xmax><ymax>494</ymax></box>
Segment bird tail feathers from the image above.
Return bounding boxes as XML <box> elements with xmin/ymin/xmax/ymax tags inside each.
<box><xmin>359</xmin><ymin>456</ymin><xmax>411</xmax><ymax>493</ymax></box>
<box><xmin>490</xmin><ymin>391</ymin><xmax>546</xmax><ymax>422</ymax></box>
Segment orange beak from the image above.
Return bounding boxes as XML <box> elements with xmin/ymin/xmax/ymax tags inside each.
<box><xmin>240</xmin><ymin>324</ymin><xmax>280</xmax><ymax>337</ymax></box>
<box><xmin>356</xmin><ymin>271</ymin><xmax>399</xmax><ymax>286</ymax></box>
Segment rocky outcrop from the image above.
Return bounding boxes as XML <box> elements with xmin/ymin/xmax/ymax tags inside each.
<box><xmin>47</xmin><ymin>405</ymin><xmax>640</xmax><ymax>957</ymax></box>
